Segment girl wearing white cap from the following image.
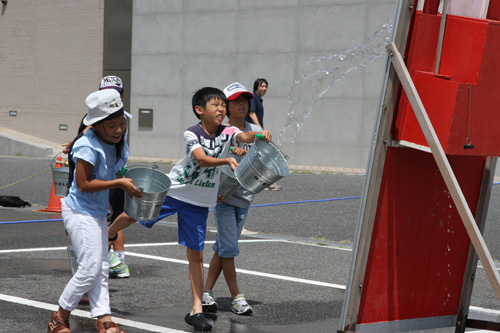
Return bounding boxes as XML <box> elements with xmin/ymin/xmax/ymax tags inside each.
<box><xmin>48</xmin><ymin>89</ymin><xmax>142</xmax><ymax>333</ymax></box>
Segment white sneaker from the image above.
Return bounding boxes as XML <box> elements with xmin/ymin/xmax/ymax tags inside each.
<box><xmin>265</xmin><ymin>183</ymin><xmax>282</xmax><ymax>191</ymax></box>
<box><xmin>202</xmin><ymin>290</ymin><xmax>218</xmax><ymax>313</ymax></box>
<box><xmin>231</xmin><ymin>294</ymin><xmax>253</xmax><ymax>315</ymax></box>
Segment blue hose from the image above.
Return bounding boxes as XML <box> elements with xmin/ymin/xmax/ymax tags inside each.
<box><xmin>2</xmin><ymin>181</ymin><xmax>499</xmax><ymax>225</ymax></box>
<box><xmin>0</xmin><ymin>196</ymin><xmax>362</xmax><ymax>225</ymax></box>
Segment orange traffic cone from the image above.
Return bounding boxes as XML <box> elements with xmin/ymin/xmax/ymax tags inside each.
<box><xmin>35</xmin><ymin>182</ymin><xmax>62</xmax><ymax>213</ymax></box>
<box><xmin>35</xmin><ymin>156</ymin><xmax>63</xmax><ymax>213</ymax></box>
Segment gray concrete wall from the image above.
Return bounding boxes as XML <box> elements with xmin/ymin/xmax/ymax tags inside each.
<box><xmin>0</xmin><ymin>0</ymin><xmax>105</xmax><ymax>147</ymax></box>
<box><xmin>129</xmin><ymin>0</ymin><xmax>398</xmax><ymax>169</ymax></box>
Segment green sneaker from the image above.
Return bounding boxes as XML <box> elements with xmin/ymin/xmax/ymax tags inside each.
<box><xmin>108</xmin><ymin>251</ymin><xmax>121</xmax><ymax>269</ymax></box>
<box><xmin>110</xmin><ymin>263</ymin><xmax>130</xmax><ymax>278</ymax></box>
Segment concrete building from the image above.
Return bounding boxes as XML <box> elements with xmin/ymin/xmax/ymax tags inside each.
<box><xmin>0</xmin><ymin>0</ymin><xmax>397</xmax><ymax>170</ymax></box>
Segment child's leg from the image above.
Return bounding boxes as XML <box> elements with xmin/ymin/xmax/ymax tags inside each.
<box><xmin>204</xmin><ymin>253</ymin><xmax>222</xmax><ymax>291</ymax></box>
<box><xmin>221</xmin><ymin>256</ymin><xmax>239</xmax><ymax>299</ymax></box>
<box><xmin>111</xmin><ymin>230</ymin><xmax>125</xmax><ymax>252</ymax></box>
<box><xmin>109</xmin><ymin>187</ymin><xmax>126</xmax><ymax>258</ymax></box>
<box><xmin>108</xmin><ymin>212</ymin><xmax>136</xmax><ymax>238</ymax></box>
<box><xmin>59</xmin><ymin>203</ymin><xmax>106</xmax><ymax>312</ymax></box>
<box><xmin>186</xmin><ymin>248</ymin><xmax>204</xmax><ymax>315</ymax></box>
<box><xmin>205</xmin><ymin>252</ymin><xmax>240</xmax><ymax>298</ymax></box>
<box><xmin>176</xmin><ymin>199</ymin><xmax>209</xmax><ymax>316</ymax></box>
<box><xmin>212</xmin><ymin>201</ymin><xmax>248</xmax><ymax>297</ymax></box>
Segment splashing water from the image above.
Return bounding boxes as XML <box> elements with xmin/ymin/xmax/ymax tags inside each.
<box><xmin>278</xmin><ymin>23</ymin><xmax>393</xmax><ymax>146</ymax></box>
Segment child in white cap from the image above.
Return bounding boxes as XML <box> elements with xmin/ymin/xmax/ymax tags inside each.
<box><xmin>202</xmin><ymin>82</ymin><xmax>259</xmax><ymax>316</ymax></box>
<box><xmin>48</xmin><ymin>89</ymin><xmax>142</xmax><ymax>333</ymax></box>
<box><xmin>63</xmin><ymin>75</ymin><xmax>132</xmax><ymax>279</ymax></box>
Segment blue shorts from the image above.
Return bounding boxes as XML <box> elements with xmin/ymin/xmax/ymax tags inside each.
<box><xmin>139</xmin><ymin>196</ymin><xmax>209</xmax><ymax>251</ymax></box>
<box><xmin>213</xmin><ymin>200</ymin><xmax>249</xmax><ymax>258</ymax></box>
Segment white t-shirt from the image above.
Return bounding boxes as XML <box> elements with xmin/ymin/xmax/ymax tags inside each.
<box><xmin>167</xmin><ymin>123</ymin><xmax>241</xmax><ymax>208</ymax></box>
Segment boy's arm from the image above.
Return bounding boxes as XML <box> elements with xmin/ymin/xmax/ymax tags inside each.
<box><xmin>191</xmin><ymin>147</ymin><xmax>238</xmax><ymax>170</ymax></box>
<box><xmin>236</xmin><ymin>130</ymin><xmax>272</xmax><ymax>143</ymax></box>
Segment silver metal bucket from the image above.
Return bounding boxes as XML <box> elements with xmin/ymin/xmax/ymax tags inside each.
<box><xmin>50</xmin><ymin>154</ymin><xmax>69</xmax><ymax>197</ymax></box>
<box><xmin>219</xmin><ymin>164</ymin><xmax>241</xmax><ymax>198</ymax></box>
<box><xmin>52</xmin><ymin>167</ymin><xmax>69</xmax><ymax>197</ymax></box>
<box><xmin>235</xmin><ymin>139</ymin><xmax>289</xmax><ymax>193</ymax></box>
<box><xmin>123</xmin><ymin>166</ymin><xmax>171</xmax><ymax>221</ymax></box>
<box><xmin>218</xmin><ymin>152</ymin><xmax>243</xmax><ymax>198</ymax></box>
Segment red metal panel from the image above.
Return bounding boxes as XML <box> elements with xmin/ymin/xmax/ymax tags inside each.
<box><xmin>393</xmin><ymin>12</ymin><xmax>441</xmax><ymax>141</ymax></box>
<box><xmin>459</xmin><ymin>22</ymin><xmax>500</xmax><ymax>156</ymax></box>
<box><xmin>423</xmin><ymin>0</ymin><xmax>440</xmax><ymax>15</ymax></box>
<box><xmin>439</xmin><ymin>16</ymin><xmax>488</xmax><ymax>84</ymax></box>
<box><xmin>487</xmin><ymin>0</ymin><xmax>500</xmax><ymax>21</ymax></box>
<box><xmin>393</xmin><ymin>15</ymin><xmax>500</xmax><ymax>156</ymax></box>
<box><xmin>357</xmin><ymin>148</ymin><xmax>486</xmax><ymax>324</ymax></box>
<box><xmin>395</xmin><ymin>71</ymin><xmax>465</xmax><ymax>150</ymax></box>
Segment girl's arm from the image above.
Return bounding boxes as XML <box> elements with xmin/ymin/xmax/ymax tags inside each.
<box><xmin>75</xmin><ymin>159</ymin><xmax>142</xmax><ymax>198</ymax></box>
<box><xmin>191</xmin><ymin>147</ymin><xmax>239</xmax><ymax>171</ymax></box>
<box><xmin>236</xmin><ymin>130</ymin><xmax>272</xmax><ymax>143</ymax></box>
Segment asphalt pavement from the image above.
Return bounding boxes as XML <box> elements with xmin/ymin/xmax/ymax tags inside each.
<box><xmin>1</xmin><ymin>155</ymin><xmax>500</xmax><ymax>332</ymax></box>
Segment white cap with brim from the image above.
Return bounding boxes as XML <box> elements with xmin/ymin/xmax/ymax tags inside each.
<box><xmin>223</xmin><ymin>82</ymin><xmax>254</xmax><ymax>101</ymax></box>
<box><xmin>84</xmin><ymin>89</ymin><xmax>130</xmax><ymax>126</ymax></box>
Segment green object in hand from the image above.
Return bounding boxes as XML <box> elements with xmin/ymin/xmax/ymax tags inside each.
<box><xmin>119</xmin><ymin>166</ymin><xmax>127</xmax><ymax>176</ymax></box>
<box><xmin>255</xmin><ymin>133</ymin><xmax>264</xmax><ymax>140</ymax></box>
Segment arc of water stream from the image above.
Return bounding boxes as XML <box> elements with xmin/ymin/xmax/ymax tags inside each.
<box><xmin>278</xmin><ymin>23</ymin><xmax>393</xmax><ymax>147</ymax></box>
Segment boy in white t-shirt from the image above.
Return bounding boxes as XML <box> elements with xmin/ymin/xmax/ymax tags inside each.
<box><xmin>202</xmin><ymin>82</ymin><xmax>261</xmax><ymax>316</ymax></box>
<box><xmin>108</xmin><ymin>87</ymin><xmax>271</xmax><ymax>331</ymax></box>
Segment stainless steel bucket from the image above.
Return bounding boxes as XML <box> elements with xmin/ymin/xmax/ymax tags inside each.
<box><xmin>52</xmin><ymin>167</ymin><xmax>69</xmax><ymax>197</ymax></box>
<box><xmin>219</xmin><ymin>164</ymin><xmax>241</xmax><ymax>198</ymax></box>
<box><xmin>123</xmin><ymin>166</ymin><xmax>171</xmax><ymax>221</ymax></box>
<box><xmin>235</xmin><ymin>139</ymin><xmax>289</xmax><ymax>193</ymax></box>
<box><xmin>218</xmin><ymin>151</ymin><xmax>243</xmax><ymax>198</ymax></box>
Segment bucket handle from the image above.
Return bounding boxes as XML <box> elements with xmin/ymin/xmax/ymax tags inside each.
<box><xmin>255</xmin><ymin>134</ymin><xmax>289</xmax><ymax>160</ymax></box>
<box><xmin>120</xmin><ymin>164</ymin><xmax>159</xmax><ymax>176</ymax></box>
<box><xmin>50</xmin><ymin>152</ymin><xmax>68</xmax><ymax>167</ymax></box>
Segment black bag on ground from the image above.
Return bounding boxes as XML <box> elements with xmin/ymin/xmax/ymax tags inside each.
<box><xmin>0</xmin><ymin>196</ymin><xmax>31</xmax><ymax>208</ymax></box>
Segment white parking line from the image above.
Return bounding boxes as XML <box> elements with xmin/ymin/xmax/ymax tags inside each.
<box><xmin>0</xmin><ymin>293</ymin><xmax>186</xmax><ymax>333</ymax></box>
<box><xmin>0</xmin><ymin>240</ymin><xmax>349</xmax><ymax>290</ymax></box>
<box><xmin>125</xmin><ymin>251</ymin><xmax>347</xmax><ymax>290</ymax></box>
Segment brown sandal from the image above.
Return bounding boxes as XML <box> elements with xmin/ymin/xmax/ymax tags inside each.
<box><xmin>97</xmin><ymin>321</ymin><xmax>127</xmax><ymax>333</ymax></box>
<box><xmin>47</xmin><ymin>311</ymin><xmax>71</xmax><ymax>333</ymax></box>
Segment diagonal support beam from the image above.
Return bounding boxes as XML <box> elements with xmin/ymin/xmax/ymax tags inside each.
<box><xmin>386</xmin><ymin>41</ymin><xmax>500</xmax><ymax>304</ymax></box>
